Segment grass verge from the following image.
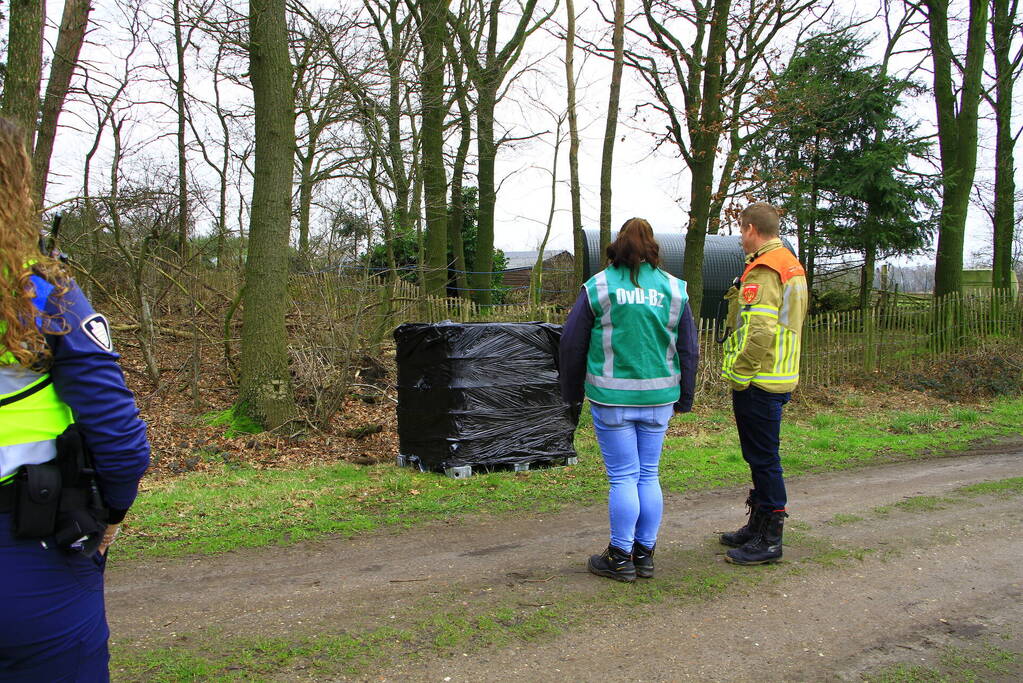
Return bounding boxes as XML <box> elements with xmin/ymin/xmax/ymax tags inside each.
<box><xmin>119</xmin><ymin>392</ymin><xmax>1023</xmax><ymax>561</ymax></box>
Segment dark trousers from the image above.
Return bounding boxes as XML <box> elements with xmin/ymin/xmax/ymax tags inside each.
<box><xmin>732</xmin><ymin>386</ymin><xmax>791</xmax><ymax>511</ymax></box>
<box><xmin>0</xmin><ymin>513</ymin><xmax>110</xmax><ymax>682</ymax></box>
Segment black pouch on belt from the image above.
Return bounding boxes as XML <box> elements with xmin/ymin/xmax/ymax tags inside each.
<box><xmin>53</xmin><ymin>424</ymin><xmax>108</xmax><ymax>554</ymax></box>
<box><xmin>13</xmin><ymin>462</ymin><xmax>62</xmax><ymax>538</ymax></box>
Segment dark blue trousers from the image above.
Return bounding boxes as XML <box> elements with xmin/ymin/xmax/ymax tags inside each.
<box><xmin>732</xmin><ymin>386</ymin><xmax>791</xmax><ymax>512</ymax></box>
<box><xmin>0</xmin><ymin>513</ymin><xmax>110</xmax><ymax>682</ymax></box>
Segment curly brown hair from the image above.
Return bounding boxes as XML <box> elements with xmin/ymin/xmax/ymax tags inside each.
<box><xmin>0</xmin><ymin>117</ymin><xmax>68</xmax><ymax>368</ymax></box>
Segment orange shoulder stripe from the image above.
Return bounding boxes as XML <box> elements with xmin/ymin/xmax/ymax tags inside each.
<box><xmin>742</xmin><ymin>247</ymin><xmax>806</xmax><ymax>284</ymax></box>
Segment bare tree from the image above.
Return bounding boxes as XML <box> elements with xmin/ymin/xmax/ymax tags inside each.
<box><xmin>452</xmin><ymin>0</ymin><xmax>553</xmax><ymax>306</ymax></box>
<box><xmin>989</xmin><ymin>0</ymin><xmax>1022</xmax><ymax>290</ymax></box>
<box><xmin>564</xmin><ymin>0</ymin><xmax>584</xmax><ymax>285</ymax></box>
<box><xmin>33</xmin><ymin>0</ymin><xmax>92</xmax><ymax>206</ymax></box>
<box><xmin>412</xmin><ymin>0</ymin><xmax>449</xmax><ymax>297</ymax></box>
<box><xmin>917</xmin><ymin>0</ymin><xmax>989</xmax><ymax>297</ymax></box>
<box><xmin>240</xmin><ymin>0</ymin><xmax>298</xmax><ymax>428</ymax></box>
<box><xmin>625</xmin><ymin>0</ymin><xmax>820</xmax><ymax>314</ymax></box>
<box><xmin>599</xmin><ymin>0</ymin><xmax>624</xmax><ymax>254</ymax></box>
<box><xmin>2</xmin><ymin>0</ymin><xmax>45</xmax><ymax>148</ymax></box>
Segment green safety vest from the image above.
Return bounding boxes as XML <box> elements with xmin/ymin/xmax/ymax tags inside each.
<box><xmin>583</xmin><ymin>262</ymin><xmax>688</xmax><ymax>406</ymax></box>
<box><xmin>0</xmin><ymin>350</ymin><xmax>75</xmax><ymax>483</ymax></box>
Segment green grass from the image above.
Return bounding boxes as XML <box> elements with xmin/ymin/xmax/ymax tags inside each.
<box><xmin>201</xmin><ymin>406</ymin><xmax>263</xmax><ymax>439</ymax></box>
<box><xmin>118</xmin><ymin>394</ymin><xmax>1023</xmax><ymax>562</ymax></box>
<box><xmin>865</xmin><ymin>642</ymin><xmax>1021</xmax><ymax>682</ymax></box>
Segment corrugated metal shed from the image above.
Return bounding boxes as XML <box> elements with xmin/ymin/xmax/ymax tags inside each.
<box><xmin>580</xmin><ymin>228</ymin><xmax>796</xmax><ymax>320</ymax></box>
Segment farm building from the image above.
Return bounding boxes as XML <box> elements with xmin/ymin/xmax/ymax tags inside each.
<box><xmin>962</xmin><ymin>269</ymin><xmax>1020</xmax><ymax>297</ymax></box>
<box><xmin>501</xmin><ymin>250</ymin><xmax>574</xmax><ymax>290</ymax></box>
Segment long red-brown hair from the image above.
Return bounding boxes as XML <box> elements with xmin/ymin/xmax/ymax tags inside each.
<box><xmin>606</xmin><ymin>217</ymin><xmax>661</xmax><ymax>286</ymax></box>
<box><xmin>0</xmin><ymin>117</ymin><xmax>68</xmax><ymax>368</ymax></box>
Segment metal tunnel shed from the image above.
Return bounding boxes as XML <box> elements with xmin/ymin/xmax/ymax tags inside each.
<box><xmin>579</xmin><ymin>228</ymin><xmax>795</xmax><ymax>320</ymax></box>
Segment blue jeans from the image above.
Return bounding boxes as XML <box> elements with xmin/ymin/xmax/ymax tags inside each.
<box><xmin>590</xmin><ymin>403</ymin><xmax>673</xmax><ymax>552</ymax></box>
<box><xmin>732</xmin><ymin>386</ymin><xmax>791</xmax><ymax>511</ymax></box>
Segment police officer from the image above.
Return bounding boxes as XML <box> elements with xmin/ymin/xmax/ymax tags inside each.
<box><xmin>560</xmin><ymin>218</ymin><xmax>699</xmax><ymax>582</ymax></box>
<box><xmin>0</xmin><ymin>117</ymin><xmax>150</xmax><ymax>680</ymax></box>
<box><xmin>719</xmin><ymin>202</ymin><xmax>807</xmax><ymax>565</ymax></box>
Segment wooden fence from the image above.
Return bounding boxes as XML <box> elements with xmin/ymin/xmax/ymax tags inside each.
<box><xmin>290</xmin><ymin>273</ymin><xmax>1022</xmax><ymax>395</ymax></box>
<box><xmin>699</xmin><ymin>290</ymin><xmax>1023</xmax><ymax>394</ymax></box>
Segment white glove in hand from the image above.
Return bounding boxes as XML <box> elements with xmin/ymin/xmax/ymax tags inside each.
<box><xmin>98</xmin><ymin>523</ymin><xmax>121</xmax><ymax>556</ymax></box>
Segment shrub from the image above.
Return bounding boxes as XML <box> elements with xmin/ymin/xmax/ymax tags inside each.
<box><xmin>903</xmin><ymin>346</ymin><xmax>1023</xmax><ymax>402</ymax></box>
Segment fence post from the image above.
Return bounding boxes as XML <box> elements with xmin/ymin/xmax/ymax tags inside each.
<box><xmin>863</xmin><ymin>306</ymin><xmax>875</xmax><ymax>373</ymax></box>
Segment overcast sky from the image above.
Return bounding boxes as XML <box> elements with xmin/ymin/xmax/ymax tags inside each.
<box><xmin>30</xmin><ymin>0</ymin><xmax>1020</xmax><ymax>269</ymax></box>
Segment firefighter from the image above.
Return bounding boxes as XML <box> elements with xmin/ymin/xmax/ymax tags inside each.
<box><xmin>719</xmin><ymin>202</ymin><xmax>807</xmax><ymax>565</ymax></box>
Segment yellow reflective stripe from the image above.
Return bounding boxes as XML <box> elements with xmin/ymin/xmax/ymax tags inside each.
<box><xmin>789</xmin><ymin>331</ymin><xmax>799</xmax><ymax>373</ymax></box>
<box><xmin>722</xmin><ymin>369</ymin><xmax>753</xmax><ymax>383</ymax></box>
<box><xmin>773</xmin><ymin>328</ymin><xmax>785</xmax><ymax>374</ymax></box>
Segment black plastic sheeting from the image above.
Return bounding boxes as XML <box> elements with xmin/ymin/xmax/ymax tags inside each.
<box><xmin>394</xmin><ymin>321</ymin><xmax>578</xmax><ymax>472</ymax></box>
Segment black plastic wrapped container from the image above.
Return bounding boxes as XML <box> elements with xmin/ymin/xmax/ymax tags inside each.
<box><xmin>394</xmin><ymin>321</ymin><xmax>577</xmax><ymax>472</ymax></box>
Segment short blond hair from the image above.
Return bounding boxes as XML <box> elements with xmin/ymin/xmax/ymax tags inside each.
<box><xmin>741</xmin><ymin>202</ymin><xmax>780</xmax><ymax>237</ymax></box>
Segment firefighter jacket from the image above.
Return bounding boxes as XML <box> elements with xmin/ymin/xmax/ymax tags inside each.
<box><xmin>720</xmin><ymin>239</ymin><xmax>808</xmax><ymax>393</ymax></box>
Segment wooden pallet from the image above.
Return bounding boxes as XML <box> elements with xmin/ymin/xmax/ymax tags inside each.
<box><xmin>396</xmin><ymin>454</ymin><xmax>578</xmax><ymax>478</ymax></box>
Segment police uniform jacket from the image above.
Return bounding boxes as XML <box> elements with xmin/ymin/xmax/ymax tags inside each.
<box><xmin>0</xmin><ymin>272</ymin><xmax>150</xmax><ymax>519</ymax></box>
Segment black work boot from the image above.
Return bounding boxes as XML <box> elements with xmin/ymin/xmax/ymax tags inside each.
<box><xmin>725</xmin><ymin>510</ymin><xmax>787</xmax><ymax>565</ymax></box>
<box><xmin>720</xmin><ymin>490</ymin><xmax>765</xmax><ymax>548</ymax></box>
<box><xmin>632</xmin><ymin>542</ymin><xmax>655</xmax><ymax>579</ymax></box>
<box><xmin>588</xmin><ymin>544</ymin><xmax>637</xmax><ymax>582</ymax></box>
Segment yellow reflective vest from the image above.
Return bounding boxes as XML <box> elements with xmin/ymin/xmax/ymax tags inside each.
<box><xmin>721</xmin><ymin>239</ymin><xmax>808</xmax><ymax>393</ymax></box>
<box><xmin>0</xmin><ymin>362</ymin><xmax>74</xmax><ymax>482</ymax></box>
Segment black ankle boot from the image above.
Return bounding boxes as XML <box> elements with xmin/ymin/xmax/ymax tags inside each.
<box><xmin>726</xmin><ymin>510</ymin><xmax>787</xmax><ymax>565</ymax></box>
<box><xmin>720</xmin><ymin>490</ymin><xmax>764</xmax><ymax>547</ymax></box>
<box><xmin>632</xmin><ymin>542</ymin><xmax>655</xmax><ymax>579</ymax></box>
<box><xmin>588</xmin><ymin>544</ymin><xmax>636</xmax><ymax>582</ymax></box>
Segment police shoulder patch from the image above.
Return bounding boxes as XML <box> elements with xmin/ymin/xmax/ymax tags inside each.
<box><xmin>741</xmin><ymin>283</ymin><xmax>761</xmax><ymax>304</ymax></box>
<box><xmin>81</xmin><ymin>314</ymin><xmax>113</xmax><ymax>351</ymax></box>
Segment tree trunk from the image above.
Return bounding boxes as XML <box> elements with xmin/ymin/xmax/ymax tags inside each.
<box><xmin>565</xmin><ymin>0</ymin><xmax>584</xmax><ymax>286</ymax></box>
<box><xmin>447</xmin><ymin>44</ymin><xmax>472</xmax><ymax>297</ymax></box>
<box><xmin>806</xmin><ymin>144</ymin><xmax>819</xmax><ymax>295</ymax></box>
<box><xmin>33</xmin><ymin>0</ymin><xmax>91</xmax><ymax>207</ymax></box>
<box><xmin>598</xmin><ymin>0</ymin><xmax>625</xmax><ymax>255</ymax></box>
<box><xmin>927</xmin><ymin>0</ymin><xmax>988</xmax><ymax>298</ymax></box>
<box><xmin>471</xmin><ymin>84</ymin><xmax>497</xmax><ymax>306</ymax></box>
<box><xmin>991</xmin><ymin>0</ymin><xmax>1016</xmax><ymax>291</ymax></box>
<box><xmin>173</xmin><ymin>0</ymin><xmax>189</xmax><ymax>255</ymax></box>
<box><xmin>531</xmin><ymin>117</ymin><xmax>562</xmax><ymax>306</ymax></box>
<box><xmin>859</xmin><ymin>243</ymin><xmax>876</xmax><ymax>311</ymax></box>
<box><xmin>296</xmin><ymin>151</ymin><xmax>314</xmax><ymax>265</ymax></box>
<box><xmin>682</xmin><ymin>0</ymin><xmax>731</xmax><ymax>318</ymax></box>
<box><xmin>2</xmin><ymin>0</ymin><xmax>46</xmax><ymax>150</ymax></box>
<box><xmin>447</xmin><ymin>137</ymin><xmax>470</xmax><ymax>298</ymax></box>
<box><xmin>240</xmin><ymin>0</ymin><xmax>297</xmax><ymax>429</ymax></box>
<box><xmin>418</xmin><ymin>0</ymin><xmax>449</xmax><ymax>297</ymax></box>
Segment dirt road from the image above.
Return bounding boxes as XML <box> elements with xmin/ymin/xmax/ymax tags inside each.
<box><xmin>107</xmin><ymin>442</ymin><xmax>1023</xmax><ymax>681</ymax></box>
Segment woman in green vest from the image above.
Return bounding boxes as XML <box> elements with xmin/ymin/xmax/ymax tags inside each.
<box><xmin>560</xmin><ymin>218</ymin><xmax>699</xmax><ymax>581</ymax></box>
